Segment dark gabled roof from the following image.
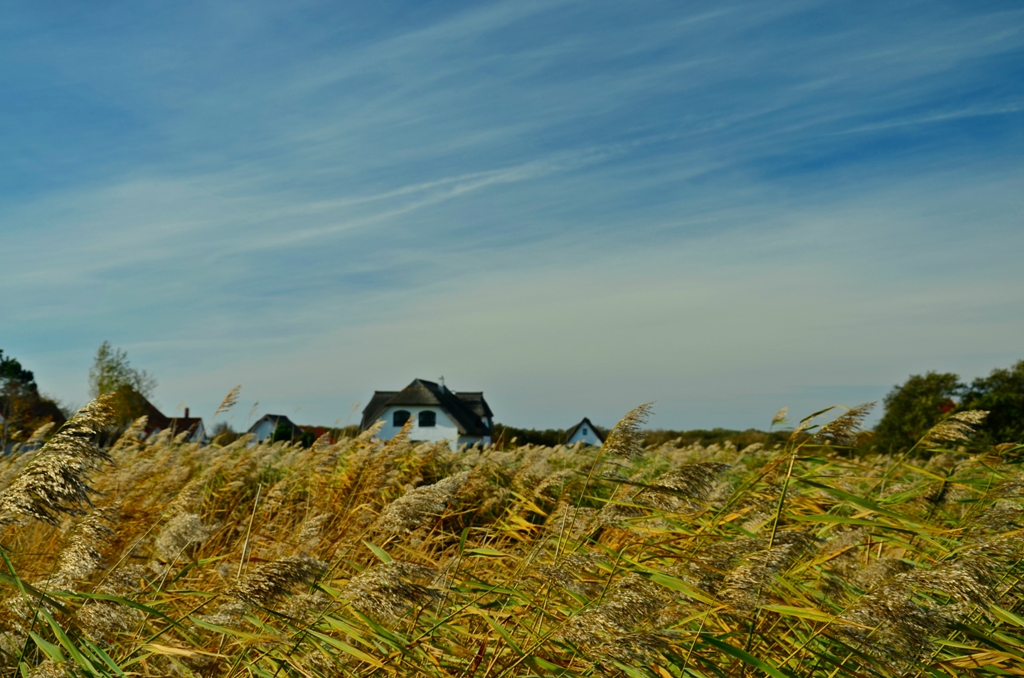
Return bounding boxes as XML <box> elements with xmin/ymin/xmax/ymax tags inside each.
<box><xmin>565</xmin><ymin>417</ymin><xmax>605</xmax><ymax>444</ymax></box>
<box><xmin>248</xmin><ymin>414</ymin><xmax>300</xmax><ymax>434</ymax></box>
<box><xmin>453</xmin><ymin>392</ymin><xmax>493</xmax><ymax>420</ymax></box>
<box><xmin>168</xmin><ymin>417</ymin><xmax>204</xmax><ymax>438</ymax></box>
<box><xmin>131</xmin><ymin>398</ymin><xmax>202</xmax><ymax>439</ymax></box>
<box><xmin>135</xmin><ymin>396</ymin><xmax>171</xmax><ymax>435</ymax></box>
<box><xmin>359</xmin><ymin>379</ymin><xmax>493</xmax><ymax>437</ymax></box>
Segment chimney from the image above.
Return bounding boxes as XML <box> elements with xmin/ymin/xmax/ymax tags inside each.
<box><xmin>185</xmin><ymin>407</ymin><xmax>189</xmax><ymax>419</ymax></box>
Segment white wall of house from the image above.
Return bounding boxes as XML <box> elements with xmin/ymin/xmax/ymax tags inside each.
<box><xmin>375</xmin><ymin>406</ymin><xmax>489</xmax><ymax>449</ymax></box>
<box><xmin>567</xmin><ymin>424</ymin><xmax>603</xmax><ymax>447</ymax></box>
<box><xmin>251</xmin><ymin>419</ymin><xmax>276</xmax><ymax>443</ymax></box>
<box><xmin>378</xmin><ymin>405</ymin><xmax>459</xmax><ymax>444</ymax></box>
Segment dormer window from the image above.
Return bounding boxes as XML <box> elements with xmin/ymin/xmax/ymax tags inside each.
<box><xmin>418</xmin><ymin>410</ymin><xmax>436</xmax><ymax>427</ymax></box>
<box><xmin>393</xmin><ymin>410</ymin><xmax>410</xmax><ymax>426</ymax></box>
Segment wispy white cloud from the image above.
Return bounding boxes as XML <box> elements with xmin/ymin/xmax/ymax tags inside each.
<box><xmin>836</xmin><ymin>103</ymin><xmax>1024</xmax><ymax>135</ymax></box>
<box><xmin>2</xmin><ymin>0</ymin><xmax>1022</xmax><ymax>427</ymax></box>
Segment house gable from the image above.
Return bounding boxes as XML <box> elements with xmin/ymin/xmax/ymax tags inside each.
<box><xmin>360</xmin><ymin>379</ymin><xmax>494</xmax><ymax>448</ymax></box>
<box><xmin>566</xmin><ymin>417</ymin><xmax>604</xmax><ymax>447</ymax></box>
<box><xmin>249</xmin><ymin>414</ymin><xmax>300</xmax><ymax>442</ymax></box>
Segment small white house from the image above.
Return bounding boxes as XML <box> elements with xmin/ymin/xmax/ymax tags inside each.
<box><xmin>566</xmin><ymin>417</ymin><xmax>604</xmax><ymax>447</ymax></box>
<box><xmin>248</xmin><ymin>414</ymin><xmax>301</xmax><ymax>443</ymax></box>
<box><xmin>360</xmin><ymin>379</ymin><xmax>493</xmax><ymax>449</ymax></box>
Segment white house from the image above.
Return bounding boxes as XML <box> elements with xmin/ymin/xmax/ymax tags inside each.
<box><xmin>248</xmin><ymin>414</ymin><xmax>301</xmax><ymax>443</ymax></box>
<box><xmin>566</xmin><ymin>417</ymin><xmax>604</xmax><ymax>447</ymax></box>
<box><xmin>359</xmin><ymin>379</ymin><xmax>494</xmax><ymax>449</ymax></box>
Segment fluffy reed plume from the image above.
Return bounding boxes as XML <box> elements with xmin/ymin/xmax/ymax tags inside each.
<box><xmin>837</xmin><ymin>544</ymin><xmax>1005</xmax><ymax>671</ymax></box>
<box><xmin>111</xmin><ymin>415</ymin><xmax>148</xmax><ymax>453</ymax></box>
<box><xmin>0</xmin><ymin>595</ymin><xmax>35</xmax><ymax>659</ymax></box>
<box><xmin>214</xmin><ymin>385</ymin><xmax>241</xmax><ymax>418</ymax></box>
<box><xmin>530</xmin><ymin>552</ymin><xmax>607</xmax><ymax>598</ymax></box>
<box><xmin>719</xmin><ymin>531</ymin><xmax>817</xmax><ymax>613</ymax></box>
<box><xmin>771</xmin><ymin>407</ymin><xmax>789</xmax><ymax>427</ymax></box>
<box><xmin>372</xmin><ymin>471</ymin><xmax>469</xmax><ymax>535</ymax></box>
<box><xmin>656</xmin><ymin>464</ymin><xmax>729</xmax><ymax>517</ymax></box>
<box><xmin>294</xmin><ymin>512</ymin><xmax>329</xmax><ymax>556</ymax></box>
<box><xmin>310</xmin><ymin>432</ymin><xmax>333</xmax><ymax>453</ymax></box>
<box><xmin>924</xmin><ymin>410</ymin><xmax>989</xmax><ymax>446</ymax></box>
<box><xmin>343</xmin><ymin>560</ymin><xmax>440</xmax><ymax>620</ymax></box>
<box><xmin>77</xmin><ymin>565</ymin><xmax>147</xmax><ymax>641</ymax></box>
<box><xmin>600</xmin><ymin>463</ymin><xmax>729</xmax><ymax>526</ymax></box>
<box><xmin>592</xmin><ymin>631</ymin><xmax>675</xmax><ymax>672</ymax></box>
<box><xmin>812</xmin><ymin>402</ymin><xmax>875</xmax><ymax>446</ymax></box>
<box><xmin>839</xmin><ymin>568</ymin><xmax>958</xmax><ymax>668</ymax></box>
<box><xmin>0</xmin><ymin>396</ymin><xmax>114</xmax><ymax>526</ymax></box>
<box><xmin>26</xmin><ymin>660</ymin><xmax>67</xmax><ymax>678</ymax></box>
<box><xmin>602</xmin><ymin>403</ymin><xmax>653</xmax><ymax>460</ymax></box>
<box><xmin>152</xmin><ymin>512</ymin><xmax>217</xmax><ymax>569</ymax></box>
<box><xmin>26</xmin><ymin>422</ymin><xmax>56</xmax><ymax>447</ymax></box>
<box><xmin>165</xmin><ymin>476</ymin><xmax>205</xmax><ymax>516</ymax></box>
<box><xmin>685</xmin><ymin>536</ymin><xmax>766</xmax><ymax>594</ymax></box>
<box><xmin>818</xmin><ymin>527</ymin><xmax>868</xmax><ymax>598</ymax></box>
<box><xmin>560</xmin><ymin>574</ymin><xmax>666</xmax><ymax>649</ymax></box>
<box><xmin>51</xmin><ymin>507</ymin><xmax>117</xmax><ymax>588</ymax></box>
<box><xmin>5</xmin><ymin>399</ymin><xmax>1024</xmax><ymax>677</ymax></box>
<box><xmin>735</xmin><ymin>484</ymin><xmax>785</xmax><ymax>532</ymax></box>
<box><xmin>357</xmin><ymin>419</ymin><xmax>384</xmax><ymax>443</ymax></box>
<box><xmin>646</xmin><ymin>462</ymin><xmax>730</xmax><ymax>504</ymax></box>
<box><xmin>545</xmin><ymin>502</ymin><xmax>598</xmax><ymax>541</ymax></box>
<box><xmin>227</xmin><ymin>555</ymin><xmax>326</xmax><ymax>607</ymax></box>
<box><xmin>532</xmin><ymin>469</ymin><xmax>575</xmax><ymax>501</ymax></box>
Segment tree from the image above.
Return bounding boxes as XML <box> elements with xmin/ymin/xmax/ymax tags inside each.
<box><xmin>1</xmin><ymin>349</ymin><xmax>65</xmax><ymax>447</ymax></box>
<box><xmin>271</xmin><ymin>423</ymin><xmax>296</xmax><ymax>443</ymax></box>
<box><xmin>88</xmin><ymin>342</ymin><xmax>158</xmax><ymax>427</ymax></box>
<box><xmin>89</xmin><ymin>341</ymin><xmax>156</xmax><ymax>399</ymax></box>
<box><xmin>961</xmin><ymin>360</ymin><xmax>1024</xmax><ymax>444</ymax></box>
<box><xmin>1</xmin><ymin>350</ymin><xmax>38</xmax><ymax>446</ymax></box>
<box><xmin>0</xmin><ymin>350</ymin><xmax>37</xmax><ymax>396</ymax></box>
<box><xmin>210</xmin><ymin>421</ymin><xmax>240</xmax><ymax>445</ymax></box>
<box><xmin>874</xmin><ymin>371</ymin><xmax>964</xmax><ymax>452</ymax></box>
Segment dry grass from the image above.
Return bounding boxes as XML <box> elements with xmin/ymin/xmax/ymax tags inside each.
<box><xmin>1</xmin><ymin>400</ymin><xmax>1024</xmax><ymax>676</ymax></box>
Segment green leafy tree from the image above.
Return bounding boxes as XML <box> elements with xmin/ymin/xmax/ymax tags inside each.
<box><xmin>0</xmin><ymin>350</ymin><xmax>37</xmax><ymax>396</ymax></box>
<box><xmin>874</xmin><ymin>372</ymin><xmax>964</xmax><ymax>452</ymax></box>
<box><xmin>271</xmin><ymin>423</ymin><xmax>295</xmax><ymax>443</ymax></box>
<box><xmin>1</xmin><ymin>350</ymin><xmax>66</xmax><ymax>446</ymax></box>
<box><xmin>88</xmin><ymin>341</ymin><xmax>156</xmax><ymax>398</ymax></box>
<box><xmin>210</xmin><ymin>421</ymin><xmax>241</xmax><ymax>445</ymax></box>
<box><xmin>88</xmin><ymin>341</ymin><xmax>158</xmax><ymax>426</ymax></box>
<box><xmin>961</xmin><ymin>359</ymin><xmax>1024</xmax><ymax>444</ymax></box>
<box><xmin>1</xmin><ymin>350</ymin><xmax>38</xmax><ymax>446</ymax></box>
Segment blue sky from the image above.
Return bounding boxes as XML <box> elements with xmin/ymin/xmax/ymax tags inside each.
<box><xmin>2</xmin><ymin>0</ymin><xmax>1023</xmax><ymax>431</ymax></box>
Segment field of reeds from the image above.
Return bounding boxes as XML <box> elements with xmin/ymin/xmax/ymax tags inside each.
<box><xmin>2</xmin><ymin>396</ymin><xmax>1024</xmax><ymax>677</ymax></box>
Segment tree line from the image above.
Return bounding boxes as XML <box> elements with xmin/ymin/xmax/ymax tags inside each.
<box><xmin>4</xmin><ymin>344</ymin><xmax>1022</xmax><ymax>453</ymax></box>
<box><xmin>874</xmin><ymin>359</ymin><xmax>1024</xmax><ymax>451</ymax></box>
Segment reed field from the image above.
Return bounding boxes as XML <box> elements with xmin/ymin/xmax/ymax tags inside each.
<box><xmin>2</xmin><ymin>396</ymin><xmax>1024</xmax><ymax>677</ymax></box>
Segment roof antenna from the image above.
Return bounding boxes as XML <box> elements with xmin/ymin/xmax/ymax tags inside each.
<box><xmin>439</xmin><ymin>376</ymin><xmax>445</xmax><ymax>390</ymax></box>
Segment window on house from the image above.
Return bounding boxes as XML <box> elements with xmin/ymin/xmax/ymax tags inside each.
<box><xmin>393</xmin><ymin>410</ymin><xmax>410</xmax><ymax>426</ymax></box>
<box><xmin>419</xmin><ymin>410</ymin><xmax>436</xmax><ymax>427</ymax></box>
<box><xmin>583</xmin><ymin>428</ymin><xmax>588</xmax><ymax>435</ymax></box>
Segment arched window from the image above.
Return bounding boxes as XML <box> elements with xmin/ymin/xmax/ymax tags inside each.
<box><xmin>393</xmin><ymin>410</ymin><xmax>410</xmax><ymax>426</ymax></box>
<box><xmin>418</xmin><ymin>410</ymin><xmax>436</xmax><ymax>427</ymax></box>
